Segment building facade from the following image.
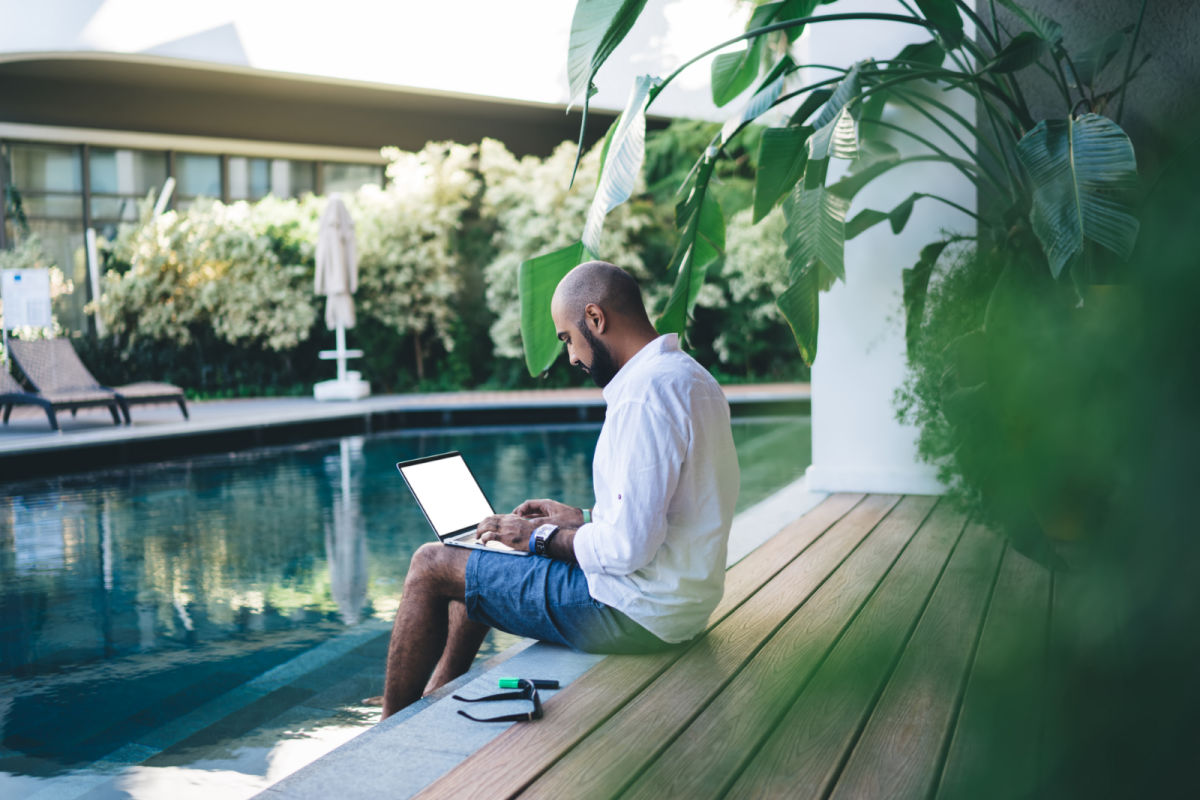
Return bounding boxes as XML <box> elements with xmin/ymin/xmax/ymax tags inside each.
<box><xmin>0</xmin><ymin>0</ymin><xmax>729</xmax><ymax>333</ymax></box>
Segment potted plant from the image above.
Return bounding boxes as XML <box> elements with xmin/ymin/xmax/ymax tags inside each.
<box><xmin>517</xmin><ymin>0</ymin><xmax>1148</xmax><ymax>564</ymax></box>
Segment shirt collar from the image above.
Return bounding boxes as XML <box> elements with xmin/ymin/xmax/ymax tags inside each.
<box><xmin>602</xmin><ymin>334</ymin><xmax>679</xmax><ymax>404</ymax></box>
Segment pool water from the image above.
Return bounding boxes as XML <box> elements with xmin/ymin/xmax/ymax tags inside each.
<box><xmin>0</xmin><ymin>416</ymin><xmax>810</xmax><ymax>799</ymax></box>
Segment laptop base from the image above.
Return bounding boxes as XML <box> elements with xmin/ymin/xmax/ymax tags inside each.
<box><xmin>445</xmin><ymin>531</ymin><xmax>531</xmax><ymax>557</ymax></box>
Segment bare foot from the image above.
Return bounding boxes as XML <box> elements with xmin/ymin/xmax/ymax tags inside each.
<box><xmin>362</xmin><ymin>695</ymin><xmax>384</xmax><ymax>707</ymax></box>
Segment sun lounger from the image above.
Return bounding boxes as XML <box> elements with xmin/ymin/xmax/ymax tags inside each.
<box><xmin>8</xmin><ymin>339</ymin><xmax>189</xmax><ymax>425</ymax></box>
<box><xmin>0</xmin><ymin>364</ymin><xmax>122</xmax><ymax>431</ymax></box>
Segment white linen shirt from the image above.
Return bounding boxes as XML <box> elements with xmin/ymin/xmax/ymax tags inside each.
<box><xmin>572</xmin><ymin>334</ymin><xmax>739</xmax><ymax>643</ymax></box>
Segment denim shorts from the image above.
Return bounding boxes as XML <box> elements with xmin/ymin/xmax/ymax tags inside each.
<box><xmin>464</xmin><ymin>549</ymin><xmax>671</xmax><ymax>655</ymax></box>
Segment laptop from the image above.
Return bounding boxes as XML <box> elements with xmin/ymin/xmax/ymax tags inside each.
<box><xmin>396</xmin><ymin>451</ymin><xmax>530</xmax><ymax>556</ymax></box>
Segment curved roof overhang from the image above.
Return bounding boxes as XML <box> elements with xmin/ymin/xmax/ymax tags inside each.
<box><xmin>0</xmin><ymin>52</ymin><xmax>663</xmax><ymax>156</ymax></box>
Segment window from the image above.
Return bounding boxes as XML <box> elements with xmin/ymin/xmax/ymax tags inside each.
<box><xmin>1</xmin><ymin>141</ymin><xmax>383</xmax><ymax>335</ymax></box>
<box><xmin>228</xmin><ymin>156</ymin><xmax>270</xmax><ymax>201</ymax></box>
<box><xmin>175</xmin><ymin>153</ymin><xmax>221</xmax><ymax>207</ymax></box>
<box><xmin>8</xmin><ymin>142</ymin><xmax>82</xmax><ymax>220</ymax></box>
<box><xmin>321</xmin><ymin>162</ymin><xmax>383</xmax><ymax>194</ymax></box>
<box><xmin>271</xmin><ymin>159</ymin><xmax>315</xmax><ymax>198</ymax></box>
<box><xmin>9</xmin><ymin>143</ymin><xmax>82</xmax><ymax>195</ymax></box>
<box><xmin>4</xmin><ymin>142</ymin><xmax>87</xmax><ymax>331</ymax></box>
<box><xmin>89</xmin><ymin>148</ymin><xmax>168</xmax><ymax>234</ymax></box>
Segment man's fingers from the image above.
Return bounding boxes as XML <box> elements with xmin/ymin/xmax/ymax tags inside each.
<box><xmin>475</xmin><ymin>514</ymin><xmax>502</xmax><ymax>539</ymax></box>
<box><xmin>514</xmin><ymin>500</ymin><xmax>546</xmax><ymax>517</ymax></box>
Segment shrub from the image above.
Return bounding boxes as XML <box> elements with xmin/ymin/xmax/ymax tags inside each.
<box><xmin>78</xmin><ymin>128</ymin><xmax>810</xmax><ymax>396</ymax></box>
<box><xmin>98</xmin><ymin>198</ymin><xmax>318</xmax><ymax>352</ymax></box>
<box><xmin>350</xmin><ymin>142</ymin><xmax>480</xmax><ymax>384</ymax></box>
<box><xmin>478</xmin><ymin>138</ymin><xmax>661</xmax><ymax>365</ymax></box>
<box><xmin>691</xmin><ymin>206</ymin><xmax>809</xmax><ymax>381</ymax></box>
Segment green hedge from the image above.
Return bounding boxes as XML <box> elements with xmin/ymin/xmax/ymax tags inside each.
<box><xmin>18</xmin><ymin>128</ymin><xmax>809</xmax><ymax>397</ymax></box>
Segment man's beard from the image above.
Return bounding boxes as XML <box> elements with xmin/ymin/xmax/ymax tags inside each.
<box><xmin>579</xmin><ymin>323</ymin><xmax>618</xmax><ymax>388</ymax></box>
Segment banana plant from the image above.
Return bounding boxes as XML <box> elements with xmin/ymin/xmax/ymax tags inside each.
<box><xmin>517</xmin><ymin>0</ymin><xmax>1147</xmax><ymax>375</ymax></box>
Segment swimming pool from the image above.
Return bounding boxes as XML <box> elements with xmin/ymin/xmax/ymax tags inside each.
<box><xmin>0</xmin><ymin>416</ymin><xmax>811</xmax><ymax>798</ymax></box>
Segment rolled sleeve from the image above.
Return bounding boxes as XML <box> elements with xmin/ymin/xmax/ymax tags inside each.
<box><xmin>573</xmin><ymin>400</ymin><xmax>687</xmax><ymax>577</ymax></box>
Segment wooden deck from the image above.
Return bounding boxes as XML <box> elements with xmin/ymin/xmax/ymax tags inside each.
<box><xmin>416</xmin><ymin>493</ymin><xmax>1054</xmax><ymax>800</ymax></box>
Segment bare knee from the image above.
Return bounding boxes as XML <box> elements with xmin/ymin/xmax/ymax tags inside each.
<box><xmin>405</xmin><ymin>543</ymin><xmax>441</xmax><ymax>587</ymax></box>
<box><xmin>405</xmin><ymin>543</ymin><xmax>467</xmax><ymax>597</ymax></box>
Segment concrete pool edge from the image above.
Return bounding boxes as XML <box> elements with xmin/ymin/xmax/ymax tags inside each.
<box><xmin>255</xmin><ymin>476</ymin><xmax>827</xmax><ymax>800</ymax></box>
<box><xmin>0</xmin><ymin>385</ymin><xmax>810</xmax><ymax>483</ymax></box>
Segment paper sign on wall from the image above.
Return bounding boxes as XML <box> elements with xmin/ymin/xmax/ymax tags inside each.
<box><xmin>1</xmin><ymin>269</ymin><xmax>53</xmax><ymax>329</ymax></box>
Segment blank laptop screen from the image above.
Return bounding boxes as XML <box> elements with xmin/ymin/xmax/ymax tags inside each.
<box><xmin>399</xmin><ymin>454</ymin><xmax>494</xmax><ymax>537</ymax></box>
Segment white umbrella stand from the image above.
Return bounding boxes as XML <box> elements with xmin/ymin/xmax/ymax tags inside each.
<box><xmin>314</xmin><ymin>195</ymin><xmax>370</xmax><ymax>401</ymax></box>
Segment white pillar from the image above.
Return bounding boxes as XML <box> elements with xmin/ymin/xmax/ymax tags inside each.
<box><xmin>800</xmin><ymin>1</ymin><xmax>976</xmax><ymax>495</ymax></box>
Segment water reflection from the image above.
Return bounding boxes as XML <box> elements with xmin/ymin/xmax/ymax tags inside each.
<box><xmin>324</xmin><ymin>437</ymin><xmax>367</xmax><ymax>626</ymax></box>
<box><xmin>0</xmin><ymin>424</ymin><xmax>612</xmax><ymax>777</ymax></box>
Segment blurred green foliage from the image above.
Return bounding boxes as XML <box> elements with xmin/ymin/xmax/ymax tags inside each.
<box><xmin>898</xmin><ymin>114</ymin><xmax>1200</xmax><ymax>797</ymax></box>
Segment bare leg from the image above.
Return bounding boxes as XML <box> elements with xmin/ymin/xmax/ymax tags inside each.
<box><xmin>424</xmin><ymin>600</ymin><xmax>491</xmax><ymax>695</ymax></box>
<box><xmin>381</xmin><ymin>544</ymin><xmax>471</xmax><ymax>719</ymax></box>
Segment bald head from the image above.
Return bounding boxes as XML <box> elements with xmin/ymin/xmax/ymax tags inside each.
<box><xmin>550</xmin><ymin>261</ymin><xmax>658</xmax><ymax>386</ymax></box>
<box><xmin>551</xmin><ymin>260</ymin><xmax>650</xmax><ymax>327</ymax></box>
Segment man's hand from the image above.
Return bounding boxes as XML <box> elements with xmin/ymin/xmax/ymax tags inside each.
<box><xmin>512</xmin><ymin>498</ymin><xmax>585</xmax><ymax>527</ymax></box>
<box><xmin>475</xmin><ymin>514</ymin><xmax>538</xmax><ymax>552</ymax></box>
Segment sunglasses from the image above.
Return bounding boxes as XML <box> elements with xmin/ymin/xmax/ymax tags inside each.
<box><xmin>453</xmin><ymin>678</ymin><xmax>544</xmax><ymax>723</ymax></box>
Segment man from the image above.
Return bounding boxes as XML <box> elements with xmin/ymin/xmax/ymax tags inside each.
<box><xmin>379</xmin><ymin>260</ymin><xmax>739</xmax><ymax>719</ymax></box>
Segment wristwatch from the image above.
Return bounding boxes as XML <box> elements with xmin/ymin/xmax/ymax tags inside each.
<box><xmin>533</xmin><ymin>523</ymin><xmax>560</xmax><ymax>556</ymax></box>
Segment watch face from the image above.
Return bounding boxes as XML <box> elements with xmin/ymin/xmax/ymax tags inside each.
<box><xmin>535</xmin><ymin>524</ymin><xmax>558</xmax><ymax>556</ymax></box>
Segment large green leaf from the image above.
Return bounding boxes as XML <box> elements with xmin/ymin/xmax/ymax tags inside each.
<box><xmin>982</xmin><ymin>31</ymin><xmax>1046</xmax><ymax>74</ymax></box>
<box><xmin>777</xmin><ymin>263</ymin><xmax>822</xmax><ymax>365</ymax></box>
<box><xmin>583</xmin><ymin>75</ymin><xmax>655</xmax><ymax>252</ymax></box>
<box><xmin>812</xmin><ymin>63</ymin><xmax>861</xmax><ymax>130</ymax></box>
<box><xmin>1016</xmin><ymin>114</ymin><xmax>1139</xmax><ymax>277</ymax></box>
<box><xmin>752</xmin><ymin>126</ymin><xmax>810</xmax><ymax>223</ymax></box>
<box><xmin>567</xmin><ymin>0</ymin><xmax>649</xmax><ymax>108</ymax></box>
<box><xmin>710</xmin><ymin>0</ymin><xmax>792</xmax><ymax>108</ymax></box>
<box><xmin>914</xmin><ymin>0</ymin><xmax>963</xmax><ymax>49</ymax></box>
<box><xmin>719</xmin><ymin>60</ymin><xmax>788</xmax><ymax>146</ymax></box>
<box><xmin>901</xmin><ymin>240</ymin><xmax>950</xmax><ymax>359</ymax></box>
<box><xmin>845</xmin><ymin>192</ymin><xmax>922</xmax><ymax>239</ymax></box>
<box><xmin>711</xmin><ymin>40</ymin><xmax>763</xmax><ymax>107</ymax></box>
<box><xmin>784</xmin><ymin>182</ymin><xmax>850</xmax><ymax>282</ymax></box>
<box><xmin>844</xmin><ymin>208</ymin><xmax>888</xmax><ymax>241</ymax></box>
<box><xmin>805</xmin><ymin>105</ymin><xmax>858</xmax><ymax>187</ymax></box>
<box><xmin>862</xmin><ymin>41</ymin><xmax>944</xmax><ymax>127</ymax></box>
<box><xmin>788</xmin><ymin>88</ymin><xmax>833</xmax><ymax>126</ymax></box>
<box><xmin>996</xmin><ymin>0</ymin><xmax>1063</xmax><ymax>48</ymax></box>
<box><xmin>519</xmin><ymin>240</ymin><xmax>596</xmax><ymax>376</ymax></box>
<box><xmin>594</xmin><ymin>118</ymin><xmax>619</xmax><ymax>187</ymax></box>
<box><xmin>656</xmin><ymin>154</ymin><xmax>724</xmax><ymax>335</ymax></box>
<box><xmin>742</xmin><ymin>0</ymin><xmax>821</xmax><ymax>42</ymax></box>
<box><xmin>802</xmin><ymin>64</ymin><xmax>861</xmax><ymax>187</ymax></box>
<box><xmin>893</xmin><ymin>39</ymin><xmax>946</xmax><ymax>69</ymax></box>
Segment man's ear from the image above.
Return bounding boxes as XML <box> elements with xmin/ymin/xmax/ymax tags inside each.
<box><xmin>585</xmin><ymin>303</ymin><xmax>607</xmax><ymax>334</ymax></box>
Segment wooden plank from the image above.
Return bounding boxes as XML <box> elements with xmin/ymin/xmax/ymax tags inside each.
<box><xmin>616</xmin><ymin>495</ymin><xmax>940</xmax><ymax>800</ymax></box>
<box><xmin>414</xmin><ymin>492</ymin><xmax>865</xmax><ymax>800</ymax></box>
<box><xmin>722</xmin><ymin>501</ymin><xmax>968</xmax><ymax>799</ymax></box>
<box><xmin>825</xmin><ymin>523</ymin><xmax>1005</xmax><ymax>800</ymax></box>
<box><xmin>934</xmin><ymin>544</ymin><xmax>1052</xmax><ymax>800</ymax></box>
<box><xmin>517</xmin><ymin>494</ymin><xmax>906</xmax><ymax>799</ymax></box>
<box><xmin>715</xmin><ymin>492</ymin><xmax>865</xmax><ymax>622</ymax></box>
